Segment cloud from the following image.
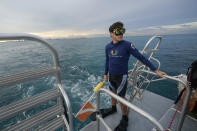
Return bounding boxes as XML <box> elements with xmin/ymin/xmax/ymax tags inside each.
<box><xmin>31</xmin><ymin>29</ymin><xmax>106</xmax><ymax>38</ymax></box>
<box><xmin>0</xmin><ymin>0</ymin><xmax>197</xmax><ymax>38</ymax></box>
<box><xmin>127</xmin><ymin>22</ymin><xmax>197</xmax><ymax>36</ymax></box>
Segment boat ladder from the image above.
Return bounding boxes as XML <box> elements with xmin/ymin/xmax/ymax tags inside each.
<box><xmin>0</xmin><ymin>34</ymin><xmax>73</xmax><ymax>131</ymax></box>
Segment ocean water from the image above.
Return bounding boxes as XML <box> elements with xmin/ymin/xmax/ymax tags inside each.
<box><xmin>0</xmin><ymin>33</ymin><xmax>197</xmax><ymax>130</ymax></box>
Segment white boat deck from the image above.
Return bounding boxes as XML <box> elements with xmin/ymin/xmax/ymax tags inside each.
<box><xmin>81</xmin><ymin>90</ymin><xmax>197</xmax><ymax>131</ymax></box>
<box><xmin>159</xmin><ymin>108</ymin><xmax>197</xmax><ymax>131</ymax></box>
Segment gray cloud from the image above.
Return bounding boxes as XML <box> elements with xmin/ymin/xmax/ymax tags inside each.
<box><xmin>0</xmin><ymin>0</ymin><xmax>197</xmax><ymax>37</ymax></box>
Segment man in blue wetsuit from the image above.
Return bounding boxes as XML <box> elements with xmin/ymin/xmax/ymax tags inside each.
<box><xmin>103</xmin><ymin>21</ymin><xmax>166</xmax><ymax>131</ymax></box>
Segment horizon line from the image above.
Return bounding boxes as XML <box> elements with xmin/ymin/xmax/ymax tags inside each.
<box><xmin>34</xmin><ymin>32</ymin><xmax>197</xmax><ymax>39</ymax></box>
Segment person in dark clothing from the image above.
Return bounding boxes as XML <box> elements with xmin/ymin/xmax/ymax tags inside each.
<box><xmin>103</xmin><ymin>21</ymin><xmax>166</xmax><ymax>131</ymax></box>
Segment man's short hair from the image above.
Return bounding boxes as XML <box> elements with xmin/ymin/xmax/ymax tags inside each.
<box><xmin>109</xmin><ymin>21</ymin><xmax>124</xmax><ymax>32</ymax></box>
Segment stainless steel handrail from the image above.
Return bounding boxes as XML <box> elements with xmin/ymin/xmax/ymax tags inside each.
<box><xmin>0</xmin><ymin>33</ymin><xmax>59</xmax><ymax>67</ymax></box>
<box><xmin>96</xmin><ymin>88</ymin><xmax>165</xmax><ymax>131</ymax></box>
<box><xmin>128</xmin><ymin>36</ymin><xmax>162</xmax><ymax>103</ymax></box>
<box><xmin>97</xmin><ymin>114</ymin><xmax>112</xmax><ymax>131</ymax></box>
<box><xmin>0</xmin><ymin>33</ymin><xmax>73</xmax><ymax>131</ymax></box>
<box><xmin>133</xmin><ymin>70</ymin><xmax>186</xmax><ymax>87</ymax></box>
<box><xmin>58</xmin><ymin>84</ymin><xmax>73</xmax><ymax>131</ymax></box>
<box><xmin>128</xmin><ymin>36</ymin><xmax>162</xmax><ymax>80</ymax></box>
<box><xmin>133</xmin><ymin>70</ymin><xmax>190</xmax><ymax>131</ymax></box>
<box><xmin>95</xmin><ymin>69</ymin><xmax>189</xmax><ymax>131</ymax></box>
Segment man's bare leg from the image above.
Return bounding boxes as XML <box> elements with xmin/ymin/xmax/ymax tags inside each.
<box><xmin>111</xmin><ymin>90</ymin><xmax>117</xmax><ymax>106</ymax></box>
<box><xmin>119</xmin><ymin>96</ymin><xmax>127</xmax><ymax>116</ymax></box>
<box><xmin>114</xmin><ymin>95</ymin><xmax>128</xmax><ymax>131</ymax></box>
<box><xmin>101</xmin><ymin>90</ymin><xmax>117</xmax><ymax>118</ymax></box>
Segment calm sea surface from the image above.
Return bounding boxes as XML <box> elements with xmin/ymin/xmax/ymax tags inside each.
<box><xmin>0</xmin><ymin>34</ymin><xmax>197</xmax><ymax>130</ymax></box>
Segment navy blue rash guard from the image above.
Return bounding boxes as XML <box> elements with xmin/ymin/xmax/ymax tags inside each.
<box><xmin>105</xmin><ymin>40</ymin><xmax>156</xmax><ymax>75</ymax></box>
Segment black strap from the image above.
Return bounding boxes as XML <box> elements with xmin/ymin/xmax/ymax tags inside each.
<box><xmin>174</xmin><ymin>88</ymin><xmax>185</xmax><ymax>104</ymax></box>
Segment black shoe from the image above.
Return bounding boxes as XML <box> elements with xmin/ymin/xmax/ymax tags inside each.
<box><xmin>89</xmin><ymin>107</ymin><xmax>117</xmax><ymax>121</ymax></box>
<box><xmin>100</xmin><ymin>107</ymin><xmax>117</xmax><ymax>118</ymax></box>
<box><xmin>114</xmin><ymin>118</ymin><xmax>128</xmax><ymax>131</ymax></box>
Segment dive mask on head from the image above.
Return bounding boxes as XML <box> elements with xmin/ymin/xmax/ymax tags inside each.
<box><xmin>113</xmin><ymin>28</ymin><xmax>125</xmax><ymax>36</ymax></box>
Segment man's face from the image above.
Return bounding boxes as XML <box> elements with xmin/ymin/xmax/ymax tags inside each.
<box><xmin>110</xmin><ymin>32</ymin><xmax>123</xmax><ymax>42</ymax></box>
<box><xmin>110</xmin><ymin>27</ymin><xmax>125</xmax><ymax>43</ymax></box>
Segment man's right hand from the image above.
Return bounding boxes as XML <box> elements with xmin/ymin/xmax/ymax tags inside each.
<box><xmin>104</xmin><ymin>75</ymin><xmax>108</xmax><ymax>82</ymax></box>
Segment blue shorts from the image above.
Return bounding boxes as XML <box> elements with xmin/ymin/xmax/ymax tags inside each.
<box><xmin>108</xmin><ymin>74</ymin><xmax>127</xmax><ymax>97</ymax></box>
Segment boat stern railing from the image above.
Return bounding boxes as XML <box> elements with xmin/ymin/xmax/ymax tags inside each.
<box><xmin>133</xmin><ymin>70</ymin><xmax>190</xmax><ymax>131</ymax></box>
<box><xmin>95</xmin><ymin>87</ymin><xmax>165</xmax><ymax>131</ymax></box>
<box><xmin>94</xmin><ymin>69</ymin><xmax>190</xmax><ymax>131</ymax></box>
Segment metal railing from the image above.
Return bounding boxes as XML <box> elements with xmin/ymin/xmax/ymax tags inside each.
<box><xmin>128</xmin><ymin>36</ymin><xmax>162</xmax><ymax>101</ymax></box>
<box><xmin>133</xmin><ymin>70</ymin><xmax>190</xmax><ymax>131</ymax></box>
<box><xmin>95</xmin><ymin>87</ymin><xmax>165</xmax><ymax>131</ymax></box>
<box><xmin>95</xmin><ymin>70</ymin><xmax>190</xmax><ymax>131</ymax></box>
<box><xmin>0</xmin><ymin>33</ymin><xmax>73</xmax><ymax>131</ymax></box>
<box><xmin>126</xmin><ymin>35</ymin><xmax>190</xmax><ymax>131</ymax></box>
<box><xmin>128</xmin><ymin>36</ymin><xmax>162</xmax><ymax>80</ymax></box>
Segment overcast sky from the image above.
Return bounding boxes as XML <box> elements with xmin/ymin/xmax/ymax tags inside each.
<box><xmin>0</xmin><ymin>0</ymin><xmax>197</xmax><ymax>38</ymax></box>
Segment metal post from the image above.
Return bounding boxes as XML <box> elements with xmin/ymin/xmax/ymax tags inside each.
<box><xmin>96</xmin><ymin>91</ymin><xmax>100</xmax><ymax>131</ymax></box>
<box><xmin>57</xmin><ymin>84</ymin><xmax>73</xmax><ymax>131</ymax></box>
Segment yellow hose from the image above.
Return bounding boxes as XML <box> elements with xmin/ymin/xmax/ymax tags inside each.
<box><xmin>93</xmin><ymin>81</ymin><xmax>104</xmax><ymax>93</ymax></box>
